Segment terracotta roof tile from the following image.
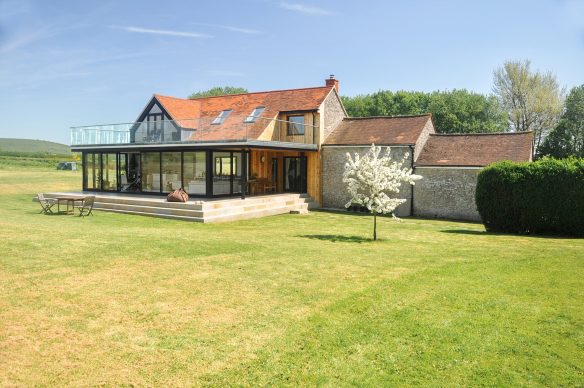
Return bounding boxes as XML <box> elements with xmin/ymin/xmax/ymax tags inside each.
<box><xmin>415</xmin><ymin>132</ymin><xmax>534</xmax><ymax>167</ymax></box>
<box><xmin>323</xmin><ymin>115</ymin><xmax>432</xmax><ymax>145</ymax></box>
<box><xmin>154</xmin><ymin>86</ymin><xmax>332</xmax><ymax>141</ymax></box>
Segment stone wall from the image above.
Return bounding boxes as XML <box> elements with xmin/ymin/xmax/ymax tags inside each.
<box><xmin>321</xmin><ymin>146</ymin><xmax>414</xmax><ymax>216</ymax></box>
<box><xmin>413</xmin><ymin>118</ymin><xmax>435</xmax><ymax>161</ymax></box>
<box><xmin>413</xmin><ymin>167</ymin><xmax>482</xmax><ymax>221</ymax></box>
<box><xmin>321</xmin><ymin>91</ymin><xmax>346</xmax><ymax>144</ymax></box>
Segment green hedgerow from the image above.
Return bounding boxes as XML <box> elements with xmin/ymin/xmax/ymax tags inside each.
<box><xmin>476</xmin><ymin>157</ymin><xmax>584</xmax><ymax>236</ymax></box>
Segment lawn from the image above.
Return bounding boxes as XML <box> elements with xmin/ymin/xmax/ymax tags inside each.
<box><xmin>1</xmin><ymin>164</ymin><xmax>583</xmax><ymax>386</ymax></box>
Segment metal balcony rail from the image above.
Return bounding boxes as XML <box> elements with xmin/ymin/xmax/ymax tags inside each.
<box><xmin>70</xmin><ymin>115</ymin><xmax>318</xmax><ymax>146</ymax></box>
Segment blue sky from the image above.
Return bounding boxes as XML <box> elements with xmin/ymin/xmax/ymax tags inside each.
<box><xmin>0</xmin><ymin>0</ymin><xmax>583</xmax><ymax>144</ymax></box>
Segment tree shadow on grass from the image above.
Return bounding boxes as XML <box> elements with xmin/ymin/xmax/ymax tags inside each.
<box><xmin>440</xmin><ymin>229</ymin><xmax>489</xmax><ymax>236</ymax></box>
<box><xmin>440</xmin><ymin>229</ymin><xmax>579</xmax><ymax>239</ymax></box>
<box><xmin>297</xmin><ymin>234</ymin><xmax>373</xmax><ymax>243</ymax></box>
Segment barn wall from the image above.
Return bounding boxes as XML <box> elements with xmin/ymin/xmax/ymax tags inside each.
<box><xmin>413</xmin><ymin>166</ymin><xmax>482</xmax><ymax>221</ymax></box>
<box><xmin>321</xmin><ymin>145</ymin><xmax>413</xmax><ymax>217</ymax></box>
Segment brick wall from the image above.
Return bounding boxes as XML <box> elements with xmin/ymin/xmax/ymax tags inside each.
<box><xmin>412</xmin><ymin>167</ymin><xmax>481</xmax><ymax>221</ymax></box>
<box><xmin>321</xmin><ymin>146</ymin><xmax>414</xmax><ymax>216</ymax></box>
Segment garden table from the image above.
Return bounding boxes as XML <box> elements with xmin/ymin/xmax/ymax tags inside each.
<box><xmin>55</xmin><ymin>196</ymin><xmax>87</xmax><ymax>215</ymax></box>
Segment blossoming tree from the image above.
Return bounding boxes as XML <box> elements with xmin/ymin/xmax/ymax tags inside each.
<box><xmin>343</xmin><ymin>144</ymin><xmax>422</xmax><ymax>240</ymax></box>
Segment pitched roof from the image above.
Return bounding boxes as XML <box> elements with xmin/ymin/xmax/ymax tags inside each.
<box><xmin>415</xmin><ymin>132</ymin><xmax>534</xmax><ymax>167</ymax></box>
<box><xmin>153</xmin><ymin>86</ymin><xmax>333</xmax><ymax>141</ymax></box>
<box><xmin>323</xmin><ymin>114</ymin><xmax>432</xmax><ymax>145</ymax></box>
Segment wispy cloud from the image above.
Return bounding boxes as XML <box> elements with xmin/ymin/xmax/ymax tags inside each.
<box><xmin>280</xmin><ymin>2</ymin><xmax>332</xmax><ymax>15</ymax></box>
<box><xmin>0</xmin><ymin>28</ymin><xmax>51</xmax><ymax>54</ymax></box>
<box><xmin>112</xmin><ymin>26</ymin><xmax>212</xmax><ymax>39</ymax></box>
<box><xmin>192</xmin><ymin>22</ymin><xmax>261</xmax><ymax>35</ymax></box>
<box><xmin>207</xmin><ymin>70</ymin><xmax>245</xmax><ymax>77</ymax></box>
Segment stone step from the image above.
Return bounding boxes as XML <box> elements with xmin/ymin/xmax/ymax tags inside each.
<box><xmin>94</xmin><ymin>197</ymin><xmax>312</xmax><ymax>219</ymax></box>
<box><xmin>203</xmin><ymin>204</ymin><xmax>302</xmax><ymax>223</ymax></box>
<box><xmin>94</xmin><ymin>208</ymin><xmax>204</xmax><ymax>222</ymax></box>
<box><xmin>94</xmin><ymin>202</ymin><xmax>205</xmax><ymax>218</ymax></box>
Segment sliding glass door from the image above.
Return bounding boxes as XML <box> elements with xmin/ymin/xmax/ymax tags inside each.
<box><xmin>141</xmin><ymin>152</ymin><xmax>161</xmax><ymax>193</ymax></box>
<box><xmin>85</xmin><ymin>153</ymin><xmax>100</xmax><ymax>190</ymax></box>
<box><xmin>183</xmin><ymin>151</ymin><xmax>206</xmax><ymax>195</ymax></box>
<box><xmin>101</xmin><ymin>153</ymin><xmax>118</xmax><ymax>191</ymax></box>
<box><xmin>284</xmin><ymin>156</ymin><xmax>307</xmax><ymax>193</ymax></box>
<box><xmin>162</xmin><ymin>152</ymin><xmax>182</xmax><ymax>192</ymax></box>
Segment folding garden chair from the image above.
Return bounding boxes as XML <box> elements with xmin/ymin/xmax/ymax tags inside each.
<box><xmin>37</xmin><ymin>193</ymin><xmax>56</xmax><ymax>214</ymax></box>
<box><xmin>76</xmin><ymin>195</ymin><xmax>95</xmax><ymax>217</ymax></box>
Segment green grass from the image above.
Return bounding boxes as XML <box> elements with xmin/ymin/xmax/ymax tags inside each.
<box><xmin>1</xmin><ymin>165</ymin><xmax>583</xmax><ymax>386</ymax></box>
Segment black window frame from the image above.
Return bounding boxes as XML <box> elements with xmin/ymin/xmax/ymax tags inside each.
<box><xmin>287</xmin><ymin>115</ymin><xmax>305</xmax><ymax>136</ymax></box>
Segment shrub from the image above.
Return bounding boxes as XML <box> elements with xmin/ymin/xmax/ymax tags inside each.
<box><xmin>476</xmin><ymin>158</ymin><xmax>584</xmax><ymax>236</ymax></box>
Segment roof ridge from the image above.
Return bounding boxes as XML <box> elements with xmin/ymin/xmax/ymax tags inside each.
<box><xmin>154</xmin><ymin>93</ymin><xmax>199</xmax><ymax>102</ymax></box>
<box><xmin>182</xmin><ymin>85</ymin><xmax>333</xmax><ymax>101</ymax></box>
<box><xmin>430</xmin><ymin>131</ymin><xmax>533</xmax><ymax>137</ymax></box>
<box><xmin>345</xmin><ymin>114</ymin><xmax>431</xmax><ymax>120</ymax></box>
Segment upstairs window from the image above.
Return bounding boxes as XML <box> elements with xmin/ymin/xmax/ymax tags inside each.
<box><xmin>211</xmin><ymin>109</ymin><xmax>232</xmax><ymax>125</ymax></box>
<box><xmin>244</xmin><ymin>106</ymin><xmax>265</xmax><ymax>123</ymax></box>
<box><xmin>287</xmin><ymin>115</ymin><xmax>305</xmax><ymax>135</ymax></box>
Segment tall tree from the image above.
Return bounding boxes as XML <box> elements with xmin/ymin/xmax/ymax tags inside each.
<box><xmin>341</xmin><ymin>89</ymin><xmax>507</xmax><ymax>134</ymax></box>
<box><xmin>188</xmin><ymin>86</ymin><xmax>248</xmax><ymax>99</ymax></box>
<box><xmin>539</xmin><ymin>84</ymin><xmax>584</xmax><ymax>158</ymax></box>
<box><xmin>492</xmin><ymin>60</ymin><xmax>564</xmax><ymax>155</ymax></box>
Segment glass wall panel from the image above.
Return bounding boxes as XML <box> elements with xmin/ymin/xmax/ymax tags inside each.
<box><xmin>232</xmin><ymin>153</ymin><xmax>242</xmax><ymax>194</ymax></box>
<box><xmin>85</xmin><ymin>153</ymin><xmax>100</xmax><ymax>190</ymax></box>
<box><xmin>161</xmin><ymin>152</ymin><xmax>182</xmax><ymax>192</ymax></box>
<box><xmin>141</xmin><ymin>152</ymin><xmax>161</xmax><ymax>193</ymax></box>
<box><xmin>125</xmin><ymin>152</ymin><xmax>141</xmax><ymax>192</ymax></box>
<box><xmin>183</xmin><ymin>151</ymin><xmax>207</xmax><ymax>195</ymax></box>
<box><xmin>101</xmin><ymin>153</ymin><xmax>118</xmax><ymax>191</ymax></box>
<box><xmin>118</xmin><ymin>153</ymin><xmax>128</xmax><ymax>190</ymax></box>
<box><xmin>213</xmin><ymin>151</ymin><xmax>232</xmax><ymax>195</ymax></box>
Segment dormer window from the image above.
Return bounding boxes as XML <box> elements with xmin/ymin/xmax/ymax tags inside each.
<box><xmin>287</xmin><ymin>115</ymin><xmax>305</xmax><ymax>135</ymax></box>
<box><xmin>211</xmin><ymin>109</ymin><xmax>232</xmax><ymax>125</ymax></box>
<box><xmin>244</xmin><ymin>106</ymin><xmax>265</xmax><ymax>123</ymax></box>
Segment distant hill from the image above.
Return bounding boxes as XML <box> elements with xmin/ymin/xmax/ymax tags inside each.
<box><xmin>0</xmin><ymin>138</ymin><xmax>71</xmax><ymax>156</ymax></box>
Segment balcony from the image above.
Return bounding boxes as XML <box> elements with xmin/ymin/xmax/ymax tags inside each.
<box><xmin>70</xmin><ymin>115</ymin><xmax>318</xmax><ymax>149</ymax></box>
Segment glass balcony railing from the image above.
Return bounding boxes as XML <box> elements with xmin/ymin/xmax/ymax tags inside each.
<box><xmin>70</xmin><ymin>115</ymin><xmax>318</xmax><ymax>147</ymax></box>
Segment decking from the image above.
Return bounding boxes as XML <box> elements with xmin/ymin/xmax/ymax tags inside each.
<box><xmin>38</xmin><ymin>192</ymin><xmax>318</xmax><ymax>223</ymax></box>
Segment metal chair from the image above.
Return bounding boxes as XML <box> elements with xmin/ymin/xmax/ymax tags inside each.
<box><xmin>76</xmin><ymin>196</ymin><xmax>95</xmax><ymax>217</ymax></box>
<box><xmin>37</xmin><ymin>193</ymin><xmax>56</xmax><ymax>214</ymax></box>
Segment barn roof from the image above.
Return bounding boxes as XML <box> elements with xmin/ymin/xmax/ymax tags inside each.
<box><xmin>323</xmin><ymin>114</ymin><xmax>433</xmax><ymax>145</ymax></box>
<box><xmin>415</xmin><ymin>132</ymin><xmax>534</xmax><ymax>167</ymax></box>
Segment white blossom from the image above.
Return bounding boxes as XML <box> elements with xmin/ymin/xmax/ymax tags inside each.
<box><xmin>343</xmin><ymin>144</ymin><xmax>422</xmax><ymax>220</ymax></box>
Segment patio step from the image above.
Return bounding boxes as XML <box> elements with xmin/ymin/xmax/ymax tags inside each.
<box><xmin>39</xmin><ymin>192</ymin><xmax>318</xmax><ymax>223</ymax></box>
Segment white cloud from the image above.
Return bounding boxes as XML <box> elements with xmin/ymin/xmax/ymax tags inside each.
<box><xmin>192</xmin><ymin>22</ymin><xmax>261</xmax><ymax>35</ymax></box>
<box><xmin>113</xmin><ymin>26</ymin><xmax>212</xmax><ymax>39</ymax></box>
<box><xmin>280</xmin><ymin>2</ymin><xmax>332</xmax><ymax>15</ymax></box>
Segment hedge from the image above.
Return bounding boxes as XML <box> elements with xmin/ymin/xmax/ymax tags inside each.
<box><xmin>476</xmin><ymin>158</ymin><xmax>584</xmax><ymax>236</ymax></box>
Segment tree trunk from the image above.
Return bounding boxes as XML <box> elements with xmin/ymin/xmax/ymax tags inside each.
<box><xmin>373</xmin><ymin>214</ymin><xmax>377</xmax><ymax>241</ymax></box>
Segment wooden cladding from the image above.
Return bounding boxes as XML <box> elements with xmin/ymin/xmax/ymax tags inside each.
<box><xmin>249</xmin><ymin>149</ymin><xmax>320</xmax><ymax>204</ymax></box>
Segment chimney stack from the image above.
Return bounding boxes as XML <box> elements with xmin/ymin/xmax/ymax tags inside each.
<box><xmin>325</xmin><ymin>74</ymin><xmax>339</xmax><ymax>93</ymax></box>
